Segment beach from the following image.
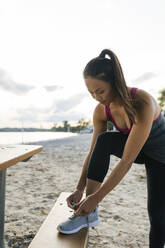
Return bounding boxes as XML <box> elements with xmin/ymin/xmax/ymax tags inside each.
<box><xmin>5</xmin><ymin>133</ymin><xmax>149</xmax><ymax>247</ymax></box>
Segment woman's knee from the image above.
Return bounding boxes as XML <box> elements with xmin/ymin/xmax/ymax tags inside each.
<box><xmin>92</xmin><ymin>132</ymin><xmax>111</xmax><ymax>154</ymax></box>
<box><xmin>96</xmin><ymin>131</ymin><xmax>118</xmax><ymax>147</ymax></box>
<box><xmin>96</xmin><ymin>131</ymin><xmax>125</xmax><ymax>155</ymax></box>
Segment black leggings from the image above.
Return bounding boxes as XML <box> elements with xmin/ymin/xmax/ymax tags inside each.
<box><xmin>87</xmin><ymin>131</ymin><xmax>165</xmax><ymax>248</ymax></box>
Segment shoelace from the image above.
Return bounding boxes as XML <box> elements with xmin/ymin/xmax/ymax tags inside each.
<box><xmin>69</xmin><ymin>214</ymin><xmax>76</xmax><ymax>220</ymax></box>
<box><xmin>87</xmin><ymin>215</ymin><xmax>90</xmax><ymax>230</ymax></box>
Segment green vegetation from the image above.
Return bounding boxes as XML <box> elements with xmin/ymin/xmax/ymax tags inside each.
<box><xmin>158</xmin><ymin>88</ymin><xmax>165</xmax><ymax>110</ymax></box>
<box><xmin>51</xmin><ymin>119</ymin><xmax>91</xmax><ymax>133</ymax></box>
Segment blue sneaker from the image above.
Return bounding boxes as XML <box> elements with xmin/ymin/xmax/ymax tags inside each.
<box><xmin>57</xmin><ymin>208</ymin><xmax>99</xmax><ymax>234</ymax></box>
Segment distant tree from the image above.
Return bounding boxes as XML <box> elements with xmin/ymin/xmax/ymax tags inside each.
<box><xmin>77</xmin><ymin>119</ymin><xmax>90</xmax><ymax>129</ymax></box>
<box><xmin>50</xmin><ymin>119</ymin><xmax>91</xmax><ymax>133</ymax></box>
<box><xmin>158</xmin><ymin>88</ymin><xmax>165</xmax><ymax>110</ymax></box>
<box><xmin>51</xmin><ymin>123</ymin><xmax>57</xmax><ymax>131</ymax></box>
<box><xmin>53</xmin><ymin>123</ymin><xmax>57</xmax><ymax>128</ymax></box>
<box><xmin>62</xmin><ymin>120</ymin><xmax>70</xmax><ymax>132</ymax></box>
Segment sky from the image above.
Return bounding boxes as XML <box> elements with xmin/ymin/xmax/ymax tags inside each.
<box><xmin>0</xmin><ymin>0</ymin><xmax>165</xmax><ymax>128</ymax></box>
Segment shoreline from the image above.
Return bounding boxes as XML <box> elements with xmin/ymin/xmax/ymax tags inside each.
<box><xmin>5</xmin><ymin>134</ymin><xmax>149</xmax><ymax>247</ymax></box>
<box><xmin>0</xmin><ymin>131</ymin><xmax>77</xmax><ymax>145</ymax></box>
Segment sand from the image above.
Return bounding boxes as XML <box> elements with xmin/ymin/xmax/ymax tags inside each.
<box><xmin>5</xmin><ymin>133</ymin><xmax>149</xmax><ymax>247</ymax></box>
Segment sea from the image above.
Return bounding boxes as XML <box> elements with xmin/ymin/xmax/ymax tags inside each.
<box><xmin>0</xmin><ymin>132</ymin><xmax>77</xmax><ymax>145</ymax></box>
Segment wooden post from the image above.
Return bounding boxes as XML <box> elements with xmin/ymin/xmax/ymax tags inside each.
<box><xmin>0</xmin><ymin>169</ymin><xmax>6</xmax><ymax>248</ymax></box>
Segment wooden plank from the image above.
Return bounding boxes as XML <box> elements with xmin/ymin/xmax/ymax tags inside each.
<box><xmin>0</xmin><ymin>145</ymin><xmax>43</xmax><ymax>171</ymax></box>
<box><xmin>29</xmin><ymin>192</ymin><xmax>88</xmax><ymax>248</ymax></box>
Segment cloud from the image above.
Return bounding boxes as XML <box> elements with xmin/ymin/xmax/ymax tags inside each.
<box><xmin>43</xmin><ymin>85</ymin><xmax>63</xmax><ymax>92</ymax></box>
<box><xmin>14</xmin><ymin>92</ymin><xmax>88</xmax><ymax>123</ymax></box>
<box><xmin>15</xmin><ymin>105</ymin><xmax>49</xmax><ymax>122</ymax></box>
<box><xmin>47</xmin><ymin>111</ymin><xmax>86</xmax><ymax>123</ymax></box>
<box><xmin>0</xmin><ymin>68</ymin><xmax>34</xmax><ymax>95</ymax></box>
<box><xmin>47</xmin><ymin>93</ymin><xmax>88</xmax><ymax>122</ymax></box>
<box><xmin>52</xmin><ymin>93</ymin><xmax>87</xmax><ymax>112</ymax></box>
<box><xmin>133</xmin><ymin>72</ymin><xmax>157</xmax><ymax>84</ymax></box>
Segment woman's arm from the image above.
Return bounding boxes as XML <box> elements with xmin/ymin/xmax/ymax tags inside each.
<box><xmin>76</xmin><ymin>104</ymin><xmax>107</xmax><ymax>192</ymax></box>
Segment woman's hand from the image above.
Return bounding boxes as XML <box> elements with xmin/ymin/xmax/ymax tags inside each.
<box><xmin>66</xmin><ymin>189</ymin><xmax>84</xmax><ymax>209</ymax></box>
<box><xmin>74</xmin><ymin>194</ymin><xmax>98</xmax><ymax>216</ymax></box>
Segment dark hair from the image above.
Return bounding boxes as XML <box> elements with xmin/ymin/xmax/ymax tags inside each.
<box><xmin>83</xmin><ymin>49</ymin><xmax>137</xmax><ymax>123</ymax></box>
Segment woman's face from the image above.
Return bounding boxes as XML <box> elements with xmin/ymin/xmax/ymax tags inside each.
<box><xmin>85</xmin><ymin>77</ymin><xmax>116</xmax><ymax>105</ymax></box>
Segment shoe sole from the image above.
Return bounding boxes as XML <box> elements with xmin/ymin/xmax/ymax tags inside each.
<box><xmin>57</xmin><ymin>219</ymin><xmax>99</xmax><ymax>234</ymax></box>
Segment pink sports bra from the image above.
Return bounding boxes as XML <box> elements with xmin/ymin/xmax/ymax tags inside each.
<box><xmin>105</xmin><ymin>87</ymin><xmax>161</xmax><ymax>133</ymax></box>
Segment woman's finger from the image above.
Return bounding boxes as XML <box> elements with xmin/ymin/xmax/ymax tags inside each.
<box><xmin>66</xmin><ymin>197</ymin><xmax>74</xmax><ymax>209</ymax></box>
<box><xmin>74</xmin><ymin>208</ymin><xmax>81</xmax><ymax>216</ymax></box>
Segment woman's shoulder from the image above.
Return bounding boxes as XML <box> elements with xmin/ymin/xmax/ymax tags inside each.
<box><xmin>129</xmin><ymin>87</ymin><xmax>161</xmax><ymax>119</ymax></box>
<box><xmin>129</xmin><ymin>87</ymin><xmax>155</xmax><ymax>105</ymax></box>
<box><xmin>129</xmin><ymin>87</ymin><xmax>150</xmax><ymax>99</ymax></box>
<box><xmin>93</xmin><ymin>103</ymin><xmax>107</xmax><ymax>122</ymax></box>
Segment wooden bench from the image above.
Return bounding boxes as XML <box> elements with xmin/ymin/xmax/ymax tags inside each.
<box><xmin>28</xmin><ymin>192</ymin><xmax>88</xmax><ymax>248</ymax></box>
<box><xmin>0</xmin><ymin>144</ymin><xmax>43</xmax><ymax>248</ymax></box>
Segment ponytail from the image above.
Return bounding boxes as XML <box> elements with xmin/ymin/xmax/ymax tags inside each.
<box><xmin>83</xmin><ymin>49</ymin><xmax>136</xmax><ymax>123</ymax></box>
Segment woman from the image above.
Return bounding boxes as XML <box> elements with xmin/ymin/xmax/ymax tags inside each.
<box><xmin>57</xmin><ymin>49</ymin><xmax>165</xmax><ymax>248</ymax></box>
